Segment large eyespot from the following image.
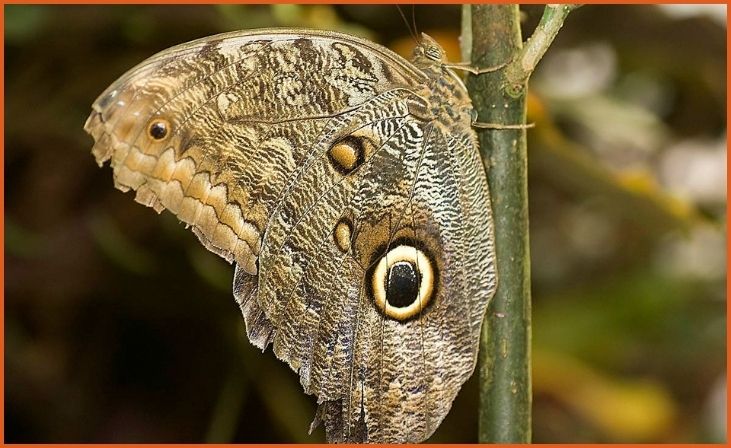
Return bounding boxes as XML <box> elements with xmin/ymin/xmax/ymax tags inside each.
<box><xmin>147</xmin><ymin>118</ymin><xmax>171</xmax><ymax>141</ymax></box>
<box><xmin>371</xmin><ymin>245</ymin><xmax>435</xmax><ymax>321</ymax></box>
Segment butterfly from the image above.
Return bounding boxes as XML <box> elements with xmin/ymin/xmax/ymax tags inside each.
<box><xmin>84</xmin><ymin>28</ymin><xmax>497</xmax><ymax>443</ymax></box>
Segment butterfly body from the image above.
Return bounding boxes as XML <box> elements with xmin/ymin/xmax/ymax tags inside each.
<box><xmin>85</xmin><ymin>28</ymin><xmax>497</xmax><ymax>443</ymax></box>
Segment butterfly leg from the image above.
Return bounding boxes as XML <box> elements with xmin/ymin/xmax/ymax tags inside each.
<box><xmin>472</xmin><ymin>121</ymin><xmax>535</xmax><ymax>130</ymax></box>
<box><xmin>444</xmin><ymin>61</ymin><xmax>508</xmax><ymax>75</ymax></box>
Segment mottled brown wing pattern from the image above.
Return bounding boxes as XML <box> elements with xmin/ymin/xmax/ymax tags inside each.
<box><xmin>85</xmin><ymin>29</ymin><xmax>497</xmax><ymax>443</ymax></box>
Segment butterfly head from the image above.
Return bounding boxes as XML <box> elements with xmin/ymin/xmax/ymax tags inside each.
<box><xmin>412</xmin><ymin>33</ymin><xmax>447</xmax><ymax>66</ymax></box>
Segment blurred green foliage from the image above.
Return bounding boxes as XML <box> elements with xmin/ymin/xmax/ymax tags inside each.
<box><xmin>4</xmin><ymin>4</ymin><xmax>726</xmax><ymax>443</ymax></box>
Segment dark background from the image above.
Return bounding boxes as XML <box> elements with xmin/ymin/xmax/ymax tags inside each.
<box><xmin>5</xmin><ymin>4</ymin><xmax>727</xmax><ymax>443</ymax></box>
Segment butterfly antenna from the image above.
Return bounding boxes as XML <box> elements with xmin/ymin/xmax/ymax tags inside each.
<box><xmin>396</xmin><ymin>5</ymin><xmax>418</xmax><ymax>44</ymax></box>
<box><xmin>411</xmin><ymin>5</ymin><xmax>419</xmax><ymax>39</ymax></box>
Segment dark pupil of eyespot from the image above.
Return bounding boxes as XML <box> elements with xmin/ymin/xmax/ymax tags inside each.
<box><xmin>386</xmin><ymin>261</ymin><xmax>420</xmax><ymax>308</ymax></box>
<box><xmin>149</xmin><ymin>122</ymin><xmax>167</xmax><ymax>139</ymax></box>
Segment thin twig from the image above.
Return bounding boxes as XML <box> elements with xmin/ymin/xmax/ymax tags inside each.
<box><xmin>504</xmin><ymin>4</ymin><xmax>581</xmax><ymax>96</ymax></box>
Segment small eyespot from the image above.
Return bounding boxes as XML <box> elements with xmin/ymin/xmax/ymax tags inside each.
<box><xmin>370</xmin><ymin>244</ymin><xmax>435</xmax><ymax>321</ymax></box>
<box><xmin>148</xmin><ymin>118</ymin><xmax>170</xmax><ymax>141</ymax></box>
<box><xmin>333</xmin><ymin>218</ymin><xmax>353</xmax><ymax>253</ymax></box>
<box><xmin>327</xmin><ymin>136</ymin><xmax>372</xmax><ymax>175</ymax></box>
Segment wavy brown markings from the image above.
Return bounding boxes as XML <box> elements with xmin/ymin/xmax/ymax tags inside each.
<box><xmin>303</xmin><ymin>208</ymin><xmax>363</xmax><ymax>393</ymax></box>
<box><xmin>257</xmin><ymin>111</ymin><xmax>344</xmax><ymax>252</ymax></box>
<box><xmin>260</xmin><ymin>90</ymin><xmax>413</xmax><ymax>249</ymax></box>
<box><xmin>268</xmin><ymin>112</ymin><xmax>413</xmax><ymax>269</ymax></box>
<box><xmin>414</xmin><ymin>126</ymin><xmax>475</xmax><ymax>429</ymax></box>
<box><xmin>339</xmin><ymin>120</ymin><xmax>426</xmax><ymax>440</ymax></box>
<box><xmin>381</xmin><ymin>319</ymin><xmax>429</xmax><ymax>440</ymax></box>
<box><xmin>153</xmin><ymin>56</ymin><xmax>263</xmax><ymax>133</ymax></box>
<box><xmin>284</xmin><ymin>159</ymin><xmax>386</xmax><ymax>390</ymax></box>
<box><xmin>117</xmin><ymin>39</ymin><xmax>278</xmax><ymax>153</ymax></box>
<box><xmin>102</xmin><ymin>38</ymin><xmax>380</xmax><ymax>198</ymax></box>
<box><xmin>110</xmin><ymin>36</ymin><xmax>238</xmax><ymax>90</ymax></box>
<box><xmin>406</xmin><ymin>201</ymin><xmax>432</xmax><ymax>438</ymax></box>
<box><xmin>262</xmin><ymin>44</ymin><xmax>325</xmax><ymax>117</ymax></box>
<box><xmin>442</xmin><ymin>130</ymin><xmax>486</xmax><ymax>335</ymax></box>
<box><xmin>157</xmin><ymin>38</ymin><xmax>272</xmax><ymax>103</ymax></box>
<box><xmin>406</xmin><ymin>130</ymin><xmax>460</xmax><ymax>429</ymax></box>
<box><xmin>328</xmin><ymin>42</ymin><xmax>380</xmax><ymax>96</ymax></box>
<box><xmin>293</xmin><ymin>37</ymin><xmax>323</xmax><ymax>67</ymax></box>
<box><xmin>260</xmin><ymin>116</ymin><xmax>413</xmax><ymax>333</ymax></box>
<box><xmin>113</xmin><ymin>63</ymin><xmax>278</xmax><ymax>217</ymax></box>
<box><xmin>265</xmin><ymin>120</ymin><xmax>323</xmax><ymax>166</ymax></box>
<box><xmin>159</xmin><ymin>83</ymin><xmax>344</xmax><ymax>207</ymax></box>
<box><xmin>414</xmin><ymin>129</ymin><xmax>465</xmax><ymax>309</ymax></box>
<box><xmin>331</xmin><ymin>42</ymin><xmax>375</xmax><ymax>78</ymax></box>
<box><xmin>296</xmin><ymin>120</ymin><xmax>417</xmax><ymax>405</ymax></box>
<box><xmin>222</xmin><ymin>41</ymin><xmax>376</xmax><ymax>121</ymax></box>
<box><xmin>374</xmin><ymin>145</ymin><xmax>428</xmax><ymax>443</ymax></box>
<box><xmin>368</xmin><ymin>122</ymin><xmax>430</xmax><ymax>281</ymax></box>
<box><xmin>440</xmin><ymin>126</ymin><xmax>493</xmax><ymax>339</ymax></box>
<box><xmin>102</xmin><ymin>37</ymin><xmax>308</xmax><ymax>122</ymax></box>
<box><xmin>218</xmin><ymin>85</ymin><xmax>420</xmax><ymax>127</ymax></box>
<box><xmin>233</xmin><ymin>264</ymin><xmax>274</xmax><ymax>349</ymax></box>
<box><xmin>338</xmin><ymin>119</ymin><xmax>424</xmax><ymax>440</ymax></box>
<box><xmin>451</xmin><ymin>132</ymin><xmax>496</xmax><ymax>332</ymax></box>
<box><xmin>272</xmin><ymin>209</ymin><xmax>362</xmax><ymax>397</ymax></box>
<box><xmin>197</xmin><ymin>37</ymin><xmax>227</xmax><ymax>65</ymax></box>
<box><xmin>343</xmin><ymin>280</ymin><xmax>368</xmax><ymax>442</ymax></box>
<box><xmin>226</xmin><ymin>121</ymin><xmax>325</xmax><ymax>213</ymax></box>
<box><xmin>243</xmin><ymin>133</ymin><xmax>304</xmax><ymax>208</ymax></box>
<box><xmin>297</xmin><ymin>42</ymin><xmax>372</xmax><ymax>114</ymax></box>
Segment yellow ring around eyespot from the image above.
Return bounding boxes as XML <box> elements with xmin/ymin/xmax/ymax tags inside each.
<box><xmin>372</xmin><ymin>245</ymin><xmax>434</xmax><ymax>321</ymax></box>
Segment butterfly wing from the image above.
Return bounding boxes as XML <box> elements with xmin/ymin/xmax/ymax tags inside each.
<box><xmin>85</xmin><ymin>29</ymin><xmax>496</xmax><ymax>443</ymax></box>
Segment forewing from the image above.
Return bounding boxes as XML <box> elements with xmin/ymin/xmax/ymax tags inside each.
<box><xmin>84</xmin><ymin>29</ymin><xmax>423</xmax><ymax>274</ymax></box>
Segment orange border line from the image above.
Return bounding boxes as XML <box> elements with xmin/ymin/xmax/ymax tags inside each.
<box><xmin>1</xmin><ymin>2</ymin><xmax>728</xmax><ymax>447</ymax></box>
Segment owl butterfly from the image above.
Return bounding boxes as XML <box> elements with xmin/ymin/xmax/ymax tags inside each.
<box><xmin>85</xmin><ymin>28</ymin><xmax>497</xmax><ymax>443</ymax></box>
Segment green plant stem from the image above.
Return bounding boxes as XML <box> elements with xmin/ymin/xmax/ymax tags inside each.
<box><xmin>462</xmin><ymin>4</ymin><xmax>530</xmax><ymax>443</ymax></box>
<box><xmin>462</xmin><ymin>4</ymin><xmax>578</xmax><ymax>442</ymax></box>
